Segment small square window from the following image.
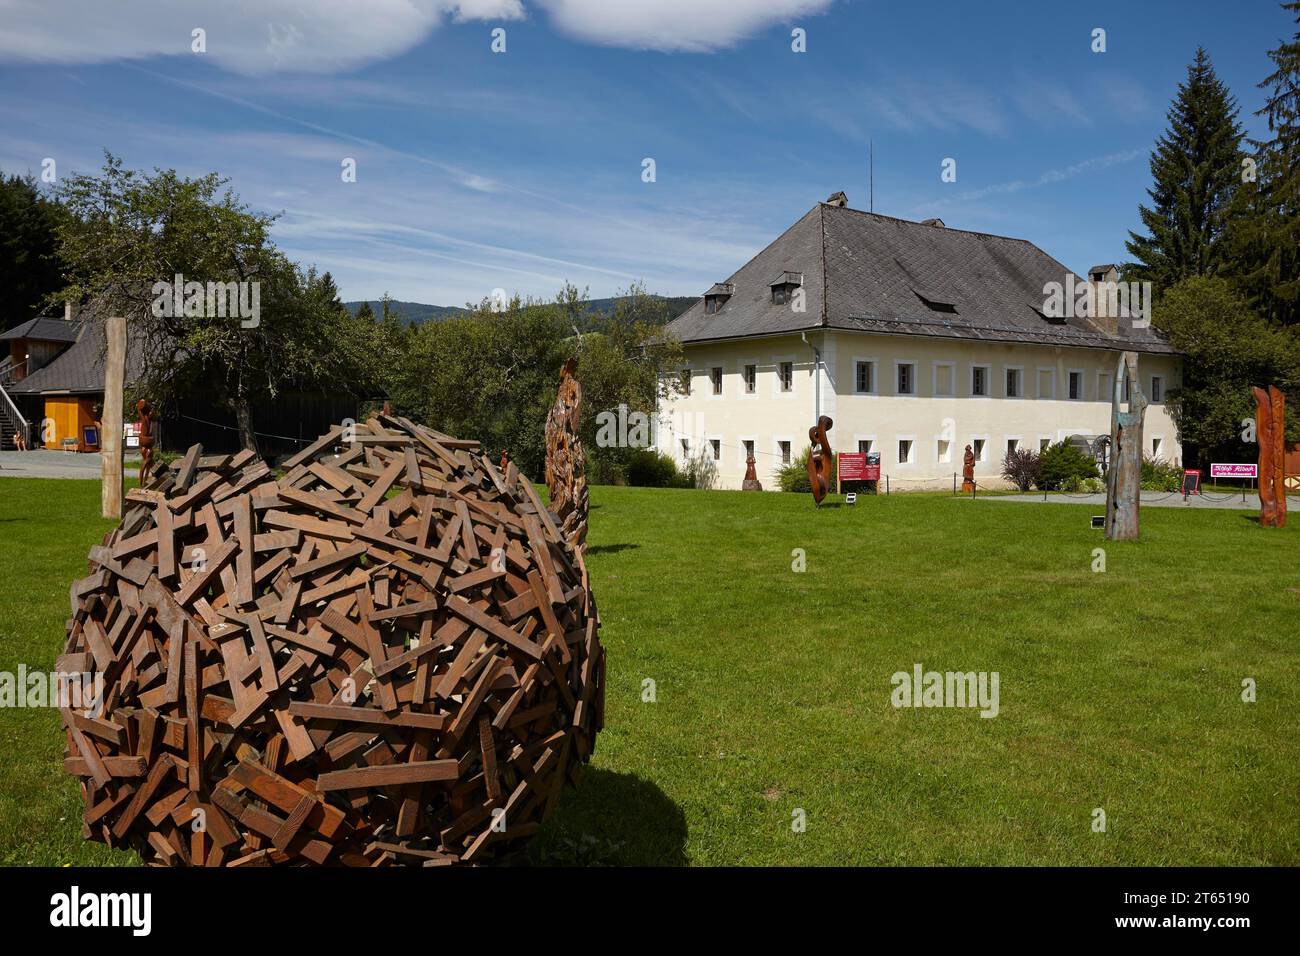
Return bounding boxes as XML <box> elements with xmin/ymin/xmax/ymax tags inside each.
<box><xmin>897</xmin><ymin>363</ymin><xmax>915</xmax><ymax>395</ymax></box>
<box><xmin>711</xmin><ymin>367</ymin><xmax>723</xmax><ymax>395</ymax></box>
<box><xmin>1151</xmin><ymin>376</ymin><xmax>1163</xmax><ymax>403</ymax></box>
<box><xmin>972</xmin><ymin>366</ymin><xmax>987</xmax><ymax>396</ymax></box>
<box><xmin>855</xmin><ymin>361</ymin><xmax>874</xmax><ymax>393</ymax></box>
<box><xmin>710</xmin><ymin>439</ymin><xmax>720</xmax><ymax>461</ymax></box>
<box><xmin>1040</xmin><ymin>438</ymin><xmax>1051</xmax><ymax>451</ymax></box>
<box><xmin>973</xmin><ymin>438</ymin><xmax>986</xmax><ymax>462</ymax></box>
<box><xmin>779</xmin><ymin>362</ymin><xmax>793</xmax><ymax>392</ymax></box>
<box><xmin>743</xmin><ymin>439</ymin><xmax>754</xmax><ymax>459</ymax></box>
<box><xmin>744</xmin><ymin>364</ymin><xmax>756</xmax><ymax>394</ymax></box>
<box><xmin>1007</xmin><ymin>438</ymin><xmax>1019</xmax><ymax>455</ymax></box>
<box><xmin>1068</xmin><ymin>371</ymin><xmax>1081</xmax><ymax>400</ymax></box>
<box><xmin>898</xmin><ymin>439</ymin><xmax>912</xmax><ymax>464</ymax></box>
<box><xmin>778</xmin><ymin>440</ymin><xmax>791</xmax><ymax>464</ymax></box>
<box><xmin>1005</xmin><ymin>368</ymin><xmax>1020</xmax><ymax>398</ymax></box>
<box><xmin>858</xmin><ymin>439</ymin><xmax>873</xmax><ymax>454</ymax></box>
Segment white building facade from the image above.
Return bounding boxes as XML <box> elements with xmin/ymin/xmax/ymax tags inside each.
<box><xmin>656</xmin><ymin>197</ymin><xmax>1182</xmax><ymax>491</ymax></box>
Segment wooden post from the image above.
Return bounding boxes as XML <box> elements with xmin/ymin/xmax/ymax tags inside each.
<box><xmin>101</xmin><ymin>316</ymin><xmax>126</xmax><ymax>519</ymax></box>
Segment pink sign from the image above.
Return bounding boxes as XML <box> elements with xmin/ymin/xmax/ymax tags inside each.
<box><xmin>1210</xmin><ymin>463</ymin><xmax>1257</xmax><ymax>478</ymax></box>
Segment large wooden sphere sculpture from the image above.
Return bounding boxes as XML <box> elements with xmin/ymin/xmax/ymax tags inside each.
<box><xmin>60</xmin><ymin>416</ymin><xmax>604</xmax><ymax>866</ymax></box>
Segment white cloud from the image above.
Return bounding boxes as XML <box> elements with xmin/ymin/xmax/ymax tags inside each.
<box><xmin>0</xmin><ymin>1</ymin><xmax>524</xmax><ymax>74</ymax></box>
<box><xmin>528</xmin><ymin>0</ymin><xmax>834</xmax><ymax>53</ymax></box>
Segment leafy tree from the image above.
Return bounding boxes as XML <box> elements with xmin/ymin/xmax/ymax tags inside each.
<box><xmin>0</xmin><ymin>171</ymin><xmax>65</xmax><ymax>331</ymax></box>
<box><xmin>55</xmin><ymin>153</ymin><xmax>383</xmax><ymax>451</ymax></box>
<box><xmin>1037</xmin><ymin>441</ymin><xmax>1099</xmax><ymax>491</ymax></box>
<box><xmin>1229</xmin><ymin>2</ymin><xmax>1300</xmax><ymax>325</ymax></box>
<box><xmin>1153</xmin><ymin>276</ymin><xmax>1300</xmax><ymax>463</ymax></box>
<box><xmin>1001</xmin><ymin>447</ymin><xmax>1041</xmax><ymax>492</ymax></box>
<box><xmin>1126</xmin><ymin>48</ymin><xmax>1246</xmax><ymax>291</ymax></box>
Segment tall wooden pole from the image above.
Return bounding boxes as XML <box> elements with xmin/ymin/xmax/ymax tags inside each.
<box><xmin>101</xmin><ymin>315</ymin><xmax>126</xmax><ymax>519</ymax></box>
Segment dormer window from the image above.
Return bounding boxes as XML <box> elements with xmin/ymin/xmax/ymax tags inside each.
<box><xmin>770</xmin><ymin>271</ymin><xmax>803</xmax><ymax>305</ymax></box>
<box><xmin>912</xmin><ymin>287</ymin><xmax>958</xmax><ymax>314</ymax></box>
<box><xmin>703</xmin><ymin>282</ymin><xmax>734</xmax><ymax>315</ymax></box>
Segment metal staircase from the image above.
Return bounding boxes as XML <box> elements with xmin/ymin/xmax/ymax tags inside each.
<box><xmin>0</xmin><ymin>380</ymin><xmax>29</xmax><ymax>450</ymax></box>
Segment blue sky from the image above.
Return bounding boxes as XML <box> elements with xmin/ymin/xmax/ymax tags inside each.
<box><xmin>0</xmin><ymin>0</ymin><xmax>1291</xmax><ymax>306</ymax></box>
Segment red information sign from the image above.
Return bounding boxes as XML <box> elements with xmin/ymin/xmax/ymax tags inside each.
<box><xmin>838</xmin><ymin>452</ymin><xmax>880</xmax><ymax>482</ymax></box>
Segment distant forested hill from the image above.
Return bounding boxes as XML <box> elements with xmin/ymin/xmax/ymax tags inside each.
<box><xmin>345</xmin><ymin>295</ymin><xmax>696</xmax><ymax>327</ymax></box>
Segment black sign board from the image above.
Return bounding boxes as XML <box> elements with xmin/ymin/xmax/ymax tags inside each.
<box><xmin>1181</xmin><ymin>469</ymin><xmax>1201</xmax><ymax>496</ymax></box>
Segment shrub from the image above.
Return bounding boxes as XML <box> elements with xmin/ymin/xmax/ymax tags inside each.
<box><xmin>1140</xmin><ymin>456</ymin><xmax>1182</xmax><ymax>491</ymax></box>
<box><xmin>776</xmin><ymin>446</ymin><xmax>837</xmax><ymax>493</ymax></box>
<box><xmin>1001</xmin><ymin>447</ymin><xmax>1041</xmax><ymax>491</ymax></box>
<box><xmin>1083</xmin><ymin>476</ymin><xmax>1103</xmax><ymax>493</ymax></box>
<box><xmin>625</xmin><ymin>449</ymin><xmax>690</xmax><ymax>488</ymax></box>
<box><xmin>1037</xmin><ymin>440</ymin><xmax>1099</xmax><ymax>490</ymax></box>
<box><xmin>587</xmin><ymin>455</ymin><xmax>627</xmax><ymax>486</ymax></box>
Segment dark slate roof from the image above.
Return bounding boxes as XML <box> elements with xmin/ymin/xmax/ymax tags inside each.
<box><xmin>667</xmin><ymin>202</ymin><xmax>1175</xmax><ymax>355</ymax></box>
<box><xmin>8</xmin><ymin>309</ymin><xmax>148</xmax><ymax>395</ymax></box>
<box><xmin>0</xmin><ymin>316</ymin><xmax>83</xmax><ymax>344</ymax></box>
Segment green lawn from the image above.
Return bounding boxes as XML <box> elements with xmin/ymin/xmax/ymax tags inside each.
<box><xmin>1</xmin><ymin>477</ymin><xmax>1297</xmax><ymax>866</ymax></box>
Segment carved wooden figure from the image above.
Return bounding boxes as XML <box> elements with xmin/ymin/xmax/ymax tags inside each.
<box><xmin>961</xmin><ymin>444</ymin><xmax>975</xmax><ymax>493</ymax></box>
<box><xmin>807</xmin><ymin>415</ymin><xmax>833</xmax><ymax>505</ymax></box>
<box><xmin>741</xmin><ymin>454</ymin><xmax>762</xmax><ymax>491</ymax></box>
<box><xmin>136</xmin><ymin>399</ymin><xmax>156</xmax><ymax>486</ymax></box>
<box><xmin>544</xmin><ymin>358</ymin><xmax>588</xmax><ymax>550</ymax></box>
<box><xmin>1254</xmin><ymin>385</ymin><xmax>1287</xmax><ymax>528</ymax></box>
<box><xmin>1105</xmin><ymin>352</ymin><xmax>1147</xmax><ymax>541</ymax></box>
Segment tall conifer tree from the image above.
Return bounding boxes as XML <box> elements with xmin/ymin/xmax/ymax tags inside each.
<box><xmin>1126</xmin><ymin>48</ymin><xmax>1245</xmax><ymax>290</ymax></box>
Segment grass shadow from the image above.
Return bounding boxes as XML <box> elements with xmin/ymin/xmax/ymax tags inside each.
<box><xmin>528</xmin><ymin>768</ymin><xmax>687</xmax><ymax>866</ymax></box>
<box><xmin>585</xmin><ymin>543</ymin><xmax>640</xmax><ymax>556</ymax></box>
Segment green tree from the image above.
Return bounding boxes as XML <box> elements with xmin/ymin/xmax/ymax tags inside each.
<box><xmin>1154</xmin><ymin>276</ymin><xmax>1300</xmax><ymax>463</ymax></box>
<box><xmin>1229</xmin><ymin>2</ymin><xmax>1300</xmax><ymax>326</ymax></box>
<box><xmin>0</xmin><ymin>171</ymin><xmax>65</xmax><ymax>332</ymax></box>
<box><xmin>1126</xmin><ymin>49</ymin><xmax>1246</xmax><ymax>291</ymax></box>
<box><xmin>55</xmin><ymin>153</ymin><xmax>383</xmax><ymax>451</ymax></box>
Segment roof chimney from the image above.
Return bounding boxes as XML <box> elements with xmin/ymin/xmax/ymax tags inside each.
<box><xmin>921</xmin><ymin>218</ymin><xmax>945</xmax><ymax>228</ymax></box>
<box><xmin>1087</xmin><ymin>264</ymin><xmax>1120</xmax><ymax>336</ymax></box>
<box><xmin>825</xmin><ymin>191</ymin><xmax>848</xmax><ymax>207</ymax></box>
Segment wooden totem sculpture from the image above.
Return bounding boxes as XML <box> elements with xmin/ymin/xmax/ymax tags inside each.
<box><xmin>136</xmin><ymin>399</ymin><xmax>156</xmax><ymax>486</ymax></box>
<box><xmin>1105</xmin><ymin>352</ymin><xmax>1147</xmax><ymax>541</ymax></box>
<box><xmin>961</xmin><ymin>444</ymin><xmax>975</xmax><ymax>493</ymax></box>
<box><xmin>1253</xmin><ymin>385</ymin><xmax>1287</xmax><ymax>528</ymax></box>
<box><xmin>544</xmin><ymin>358</ymin><xmax>588</xmax><ymax>550</ymax></box>
<box><xmin>741</xmin><ymin>454</ymin><xmax>762</xmax><ymax>491</ymax></box>
<box><xmin>807</xmin><ymin>415</ymin><xmax>834</xmax><ymax>505</ymax></box>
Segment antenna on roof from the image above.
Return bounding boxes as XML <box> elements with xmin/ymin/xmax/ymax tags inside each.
<box><xmin>869</xmin><ymin>140</ymin><xmax>874</xmax><ymax>213</ymax></box>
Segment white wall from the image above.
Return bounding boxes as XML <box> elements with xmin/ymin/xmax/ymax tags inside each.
<box><xmin>655</xmin><ymin>330</ymin><xmax>1182</xmax><ymax>490</ymax></box>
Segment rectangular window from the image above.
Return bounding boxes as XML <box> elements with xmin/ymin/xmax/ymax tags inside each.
<box><xmin>710</xmin><ymin>438</ymin><xmax>720</xmax><ymax>461</ymax></box>
<box><xmin>779</xmin><ymin>440</ymin><xmax>791</xmax><ymax>464</ymax></box>
<box><xmin>1007</xmin><ymin>438</ymin><xmax>1019</xmax><ymax>455</ymax></box>
<box><xmin>855</xmin><ymin>361</ymin><xmax>874</xmax><ymax>394</ymax></box>
<box><xmin>744</xmin><ymin>364</ymin><xmax>756</xmax><ymax>394</ymax></box>
<box><xmin>682</xmin><ymin>369</ymin><xmax>692</xmax><ymax>396</ymax></box>
<box><xmin>1152</xmin><ymin>437</ymin><xmax>1163</xmax><ymax>458</ymax></box>
<box><xmin>898</xmin><ymin>439</ymin><xmax>912</xmax><ymax>464</ymax></box>
<box><xmin>897</xmin><ymin>363</ymin><xmax>915</xmax><ymax>395</ymax></box>
<box><xmin>973</xmin><ymin>438</ymin><xmax>986</xmax><ymax>462</ymax></box>
<box><xmin>972</xmin><ymin>366</ymin><xmax>988</xmax><ymax>397</ymax></box>
<box><xmin>1151</xmin><ymin>376</ymin><xmax>1163</xmax><ymax>403</ymax></box>
<box><xmin>743</xmin><ymin>439</ymin><xmax>754</xmax><ymax>460</ymax></box>
<box><xmin>1068</xmin><ymin>371</ymin><xmax>1081</xmax><ymax>400</ymax></box>
<box><xmin>1005</xmin><ymin>368</ymin><xmax>1020</xmax><ymax>398</ymax></box>
<box><xmin>937</xmin><ymin>439</ymin><xmax>951</xmax><ymax>463</ymax></box>
<box><xmin>779</xmin><ymin>361</ymin><xmax>793</xmax><ymax>392</ymax></box>
<box><xmin>711</xmin><ymin>367</ymin><xmax>723</xmax><ymax>395</ymax></box>
<box><xmin>1040</xmin><ymin>438</ymin><xmax>1051</xmax><ymax>451</ymax></box>
<box><xmin>858</xmin><ymin>439</ymin><xmax>874</xmax><ymax>454</ymax></box>
<box><xmin>680</xmin><ymin>438</ymin><xmax>690</xmax><ymax>458</ymax></box>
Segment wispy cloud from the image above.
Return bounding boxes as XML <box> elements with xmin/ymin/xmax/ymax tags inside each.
<box><xmin>911</xmin><ymin>148</ymin><xmax>1146</xmax><ymax>213</ymax></box>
